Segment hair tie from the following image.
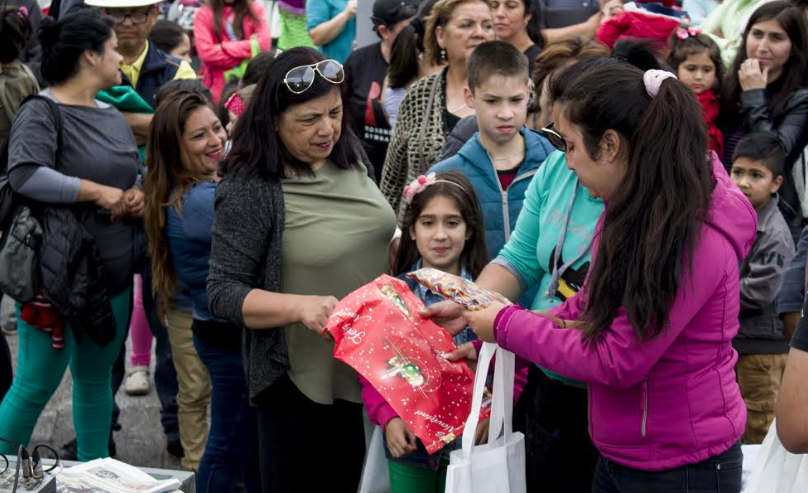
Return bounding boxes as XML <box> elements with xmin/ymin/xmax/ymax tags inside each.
<box><xmin>643</xmin><ymin>70</ymin><xmax>677</xmax><ymax>98</ymax></box>
<box><xmin>15</xmin><ymin>6</ymin><xmax>28</xmax><ymax>21</ymax></box>
<box><xmin>403</xmin><ymin>172</ymin><xmax>470</xmax><ymax>205</ymax></box>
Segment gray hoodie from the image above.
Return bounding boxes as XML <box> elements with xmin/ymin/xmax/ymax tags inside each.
<box><xmin>735</xmin><ymin>196</ymin><xmax>796</xmax><ymax>354</ymax></box>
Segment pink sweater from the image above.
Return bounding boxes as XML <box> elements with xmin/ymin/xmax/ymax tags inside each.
<box><xmin>494</xmin><ymin>153</ymin><xmax>755</xmax><ymax>471</ymax></box>
<box><xmin>193</xmin><ymin>3</ymin><xmax>271</xmax><ymax>101</ymax></box>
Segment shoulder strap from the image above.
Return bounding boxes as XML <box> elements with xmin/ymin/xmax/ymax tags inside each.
<box><xmin>418</xmin><ymin>75</ymin><xmax>441</xmax><ymax>172</ymax></box>
<box><xmin>21</xmin><ymin>95</ymin><xmax>63</xmax><ymax>153</ymax></box>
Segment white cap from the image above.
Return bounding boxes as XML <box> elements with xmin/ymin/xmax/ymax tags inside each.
<box><xmin>84</xmin><ymin>0</ymin><xmax>161</xmax><ymax>8</ymax></box>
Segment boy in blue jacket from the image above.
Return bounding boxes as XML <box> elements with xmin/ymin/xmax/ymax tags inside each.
<box><xmin>429</xmin><ymin>40</ymin><xmax>554</xmax><ymax>261</ymax></box>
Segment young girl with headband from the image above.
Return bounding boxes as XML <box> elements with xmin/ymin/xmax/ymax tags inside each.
<box><xmin>437</xmin><ymin>65</ymin><xmax>756</xmax><ymax>493</ymax></box>
<box><xmin>668</xmin><ymin>27</ymin><xmax>724</xmax><ymax>157</ymax></box>
<box><xmin>360</xmin><ymin>170</ymin><xmax>525</xmax><ymax>493</ymax></box>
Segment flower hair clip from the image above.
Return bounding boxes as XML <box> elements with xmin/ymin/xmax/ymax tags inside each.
<box><xmin>403</xmin><ymin>173</ymin><xmax>438</xmax><ymax>204</ymax></box>
<box><xmin>676</xmin><ymin>27</ymin><xmax>701</xmax><ymax>40</ymax></box>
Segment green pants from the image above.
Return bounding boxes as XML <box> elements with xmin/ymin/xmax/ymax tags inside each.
<box><xmin>0</xmin><ymin>289</ymin><xmax>131</xmax><ymax>460</ymax></box>
<box><xmin>277</xmin><ymin>8</ymin><xmax>316</xmax><ymax>51</ymax></box>
<box><xmin>388</xmin><ymin>457</ymin><xmax>450</xmax><ymax>493</ymax></box>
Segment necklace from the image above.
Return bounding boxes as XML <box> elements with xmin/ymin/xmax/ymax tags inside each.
<box><xmin>447</xmin><ymin>101</ymin><xmax>468</xmax><ymax>113</ymax></box>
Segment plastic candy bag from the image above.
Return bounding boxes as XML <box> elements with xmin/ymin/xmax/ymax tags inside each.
<box><xmin>407</xmin><ymin>268</ymin><xmax>511</xmax><ymax>311</ymax></box>
<box><xmin>325</xmin><ymin>274</ymin><xmax>483</xmax><ymax>454</ymax></box>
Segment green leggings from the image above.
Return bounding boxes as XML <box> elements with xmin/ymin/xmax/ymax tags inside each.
<box><xmin>388</xmin><ymin>457</ymin><xmax>450</xmax><ymax>493</ymax></box>
<box><xmin>0</xmin><ymin>289</ymin><xmax>130</xmax><ymax>460</ymax></box>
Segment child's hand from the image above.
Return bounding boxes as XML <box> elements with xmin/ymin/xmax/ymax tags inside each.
<box><xmin>420</xmin><ymin>300</ymin><xmax>468</xmax><ymax>336</ymax></box>
<box><xmin>444</xmin><ymin>342</ymin><xmax>478</xmax><ymax>363</ymax></box>
<box><xmin>475</xmin><ymin>417</ymin><xmax>490</xmax><ymax>445</ymax></box>
<box><xmin>385</xmin><ymin>418</ymin><xmax>418</xmax><ymax>458</ymax></box>
<box><xmin>462</xmin><ymin>301</ymin><xmax>508</xmax><ymax>343</ymax></box>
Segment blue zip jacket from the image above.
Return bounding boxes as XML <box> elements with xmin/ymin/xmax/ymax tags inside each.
<box><xmin>428</xmin><ymin>127</ymin><xmax>555</xmax><ymax>260</ymax></box>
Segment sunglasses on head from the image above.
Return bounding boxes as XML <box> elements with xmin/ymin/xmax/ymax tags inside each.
<box><xmin>541</xmin><ymin>122</ymin><xmax>566</xmax><ymax>152</ymax></box>
<box><xmin>283</xmin><ymin>60</ymin><xmax>345</xmax><ymax>94</ymax></box>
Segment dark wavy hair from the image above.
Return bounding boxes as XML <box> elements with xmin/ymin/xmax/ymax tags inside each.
<box><xmin>144</xmin><ymin>90</ymin><xmax>219</xmax><ymax>300</ymax></box>
<box><xmin>722</xmin><ymin>1</ymin><xmax>808</xmax><ymax>120</ymax></box>
<box><xmin>559</xmin><ymin>63</ymin><xmax>712</xmax><ymax>342</ymax></box>
<box><xmin>220</xmin><ymin>47</ymin><xmax>361</xmax><ymax>180</ymax></box>
<box><xmin>0</xmin><ymin>5</ymin><xmax>32</xmax><ymax>64</ymax></box>
<box><xmin>394</xmin><ymin>171</ymin><xmax>488</xmax><ymax>277</ymax></box>
<box><xmin>38</xmin><ymin>10</ymin><xmax>114</xmax><ymax>85</ymax></box>
<box><xmin>521</xmin><ymin>0</ymin><xmax>544</xmax><ymax>48</ymax></box>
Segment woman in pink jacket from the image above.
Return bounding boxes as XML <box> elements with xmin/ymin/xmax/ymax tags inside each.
<box><xmin>437</xmin><ymin>63</ymin><xmax>757</xmax><ymax>493</ymax></box>
<box><xmin>194</xmin><ymin>0</ymin><xmax>271</xmax><ymax>101</ymax></box>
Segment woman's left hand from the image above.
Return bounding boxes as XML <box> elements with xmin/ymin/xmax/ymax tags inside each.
<box><xmin>123</xmin><ymin>187</ymin><xmax>145</xmax><ymax>219</ymax></box>
<box><xmin>462</xmin><ymin>301</ymin><xmax>508</xmax><ymax>343</ymax></box>
<box><xmin>739</xmin><ymin>58</ymin><xmax>769</xmax><ymax>91</ymax></box>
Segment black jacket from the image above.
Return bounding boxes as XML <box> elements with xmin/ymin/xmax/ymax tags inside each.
<box><xmin>39</xmin><ymin>207</ymin><xmax>116</xmax><ymax>347</ymax></box>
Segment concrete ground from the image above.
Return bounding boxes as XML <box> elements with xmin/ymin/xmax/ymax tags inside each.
<box><xmin>1</xmin><ymin>296</ymin><xmax>184</xmax><ymax>470</ymax></box>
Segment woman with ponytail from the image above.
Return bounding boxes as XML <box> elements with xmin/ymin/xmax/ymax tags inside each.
<box><xmin>437</xmin><ymin>62</ymin><xmax>756</xmax><ymax>492</ymax></box>
<box><xmin>144</xmin><ymin>90</ymin><xmax>259</xmax><ymax>493</ymax></box>
<box><xmin>0</xmin><ymin>4</ymin><xmax>38</xmax><ymax>142</ymax></box>
<box><xmin>0</xmin><ymin>10</ymin><xmax>142</xmax><ymax>461</ymax></box>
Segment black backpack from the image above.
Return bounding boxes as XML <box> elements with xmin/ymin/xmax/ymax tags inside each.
<box><xmin>0</xmin><ymin>95</ymin><xmax>62</xmax><ymax>301</ymax></box>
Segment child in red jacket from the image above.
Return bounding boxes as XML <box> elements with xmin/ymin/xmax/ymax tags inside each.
<box><xmin>668</xmin><ymin>27</ymin><xmax>724</xmax><ymax>157</ymax></box>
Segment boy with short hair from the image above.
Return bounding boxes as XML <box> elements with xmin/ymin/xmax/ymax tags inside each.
<box><xmin>730</xmin><ymin>132</ymin><xmax>796</xmax><ymax>444</ymax></box>
<box><xmin>430</xmin><ymin>40</ymin><xmax>554</xmax><ymax>264</ymax></box>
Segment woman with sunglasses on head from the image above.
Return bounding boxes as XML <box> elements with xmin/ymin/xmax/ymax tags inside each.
<box><xmin>193</xmin><ymin>0</ymin><xmax>271</xmax><ymax>101</ymax></box>
<box><xmin>206</xmin><ymin>47</ymin><xmax>396</xmax><ymax>493</ymax></box>
<box><xmin>381</xmin><ymin>0</ymin><xmax>495</xmax><ymax>218</ymax></box>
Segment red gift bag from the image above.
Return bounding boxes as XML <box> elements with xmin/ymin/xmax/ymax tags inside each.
<box><xmin>325</xmin><ymin>274</ymin><xmax>482</xmax><ymax>454</ymax></box>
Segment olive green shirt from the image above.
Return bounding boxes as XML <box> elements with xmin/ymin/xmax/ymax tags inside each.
<box><xmin>281</xmin><ymin>161</ymin><xmax>396</xmax><ymax>405</ymax></box>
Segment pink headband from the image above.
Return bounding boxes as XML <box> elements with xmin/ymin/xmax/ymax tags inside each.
<box><xmin>224</xmin><ymin>91</ymin><xmax>246</xmax><ymax>118</ymax></box>
<box><xmin>643</xmin><ymin>70</ymin><xmax>677</xmax><ymax>98</ymax></box>
<box><xmin>675</xmin><ymin>27</ymin><xmax>701</xmax><ymax>40</ymax></box>
<box><xmin>403</xmin><ymin>173</ymin><xmax>470</xmax><ymax>205</ymax></box>
<box><xmin>15</xmin><ymin>6</ymin><xmax>28</xmax><ymax>21</ymax></box>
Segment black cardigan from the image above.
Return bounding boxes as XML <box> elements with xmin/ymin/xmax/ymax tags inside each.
<box><xmin>207</xmin><ymin>173</ymin><xmax>287</xmax><ymax>405</ymax></box>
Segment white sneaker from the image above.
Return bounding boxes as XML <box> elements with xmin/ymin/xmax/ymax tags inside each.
<box><xmin>124</xmin><ymin>366</ymin><xmax>151</xmax><ymax>396</ymax></box>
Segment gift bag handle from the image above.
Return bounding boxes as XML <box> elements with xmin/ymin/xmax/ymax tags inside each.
<box><xmin>461</xmin><ymin>342</ymin><xmax>496</xmax><ymax>462</ymax></box>
<box><xmin>460</xmin><ymin>342</ymin><xmax>517</xmax><ymax>463</ymax></box>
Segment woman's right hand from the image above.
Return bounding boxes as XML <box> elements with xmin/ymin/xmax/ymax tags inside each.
<box><xmin>385</xmin><ymin>418</ymin><xmax>418</xmax><ymax>458</ymax></box>
<box><xmin>93</xmin><ymin>184</ymin><xmax>128</xmax><ymax>220</ymax></box>
<box><xmin>420</xmin><ymin>300</ymin><xmax>467</xmax><ymax>336</ymax></box>
<box><xmin>296</xmin><ymin>295</ymin><xmax>339</xmax><ymax>335</ymax></box>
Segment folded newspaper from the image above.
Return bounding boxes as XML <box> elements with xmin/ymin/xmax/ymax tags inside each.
<box><xmin>56</xmin><ymin>458</ymin><xmax>181</xmax><ymax>493</ymax></box>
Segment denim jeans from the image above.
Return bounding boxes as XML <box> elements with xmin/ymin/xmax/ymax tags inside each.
<box><xmin>193</xmin><ymin>330</ymin><xmax>260</xmax><ymax>493</ymax></box>
<box><xmin>592</xmin><ymin>441</ymin><xmax>743</xmax><ymax>493</ymax></box>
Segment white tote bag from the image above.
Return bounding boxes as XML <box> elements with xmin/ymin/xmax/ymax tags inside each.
<box><xmin>358</xmin><ymin>425</ymin><xmax>391</xmax><ymax>493</ymax></box>
<box><xmin>743</xmin><ymin>419</ymin><xmax>808</xmax><ymax>493</ymax></box>
<box><xmin>445</xmin><ymin>342</ymin><xmax>527</xmax><ymax>493</ymax></box>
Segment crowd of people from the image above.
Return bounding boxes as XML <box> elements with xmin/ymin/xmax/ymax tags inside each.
<box><xmin>1</xmin><ymin>0</ymin><xmax>808</xmax><ymax>492</ymax></box>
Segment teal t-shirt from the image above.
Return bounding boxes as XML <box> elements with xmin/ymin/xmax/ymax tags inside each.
<box><xmin>495</xmin><ymin>150</ymin><xmax>604</xmax><ymax>385</ymax></box>
<box><xmin>306</xmin><ymin>0</ymin><xmax>355</xmax><ymax>64</ymax></box>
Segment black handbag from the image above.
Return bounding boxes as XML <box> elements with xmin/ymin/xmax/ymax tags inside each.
<box><xmin>0</xmin><ymin>95</ymin><xmax>62</xmax><ymax>302</ymax></box>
